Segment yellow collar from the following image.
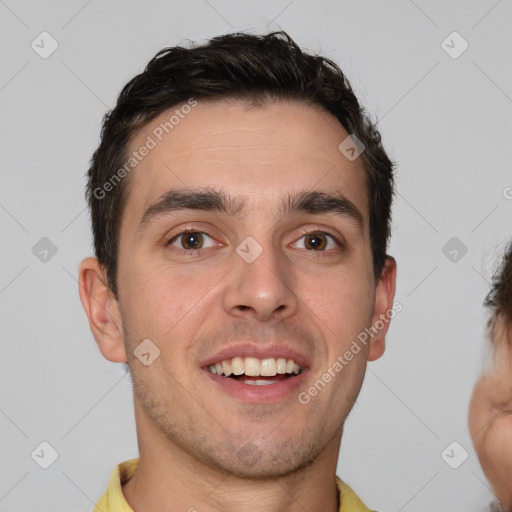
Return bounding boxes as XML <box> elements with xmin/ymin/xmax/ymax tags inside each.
<box><xmin>94</xmin><ymin>458</ymin><xmax>373</xmax><ymax>512</ymax></box>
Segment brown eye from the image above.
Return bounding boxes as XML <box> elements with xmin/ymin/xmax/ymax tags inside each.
<box><xmin>181</xmin><ymin>232</ymin><xmax>203</xmax><ymax>249</ymax></box>
<box><xmin>291</xmin><ymin>231</ymin><xmax>340</xmax><ymax>252</ymax></box>
<box><xmin>304</xmin><ymin>233</ymin><xmax>328</xmax><ymax>251</ymax></box>
<box><xmin>169</xmin><ymin>231</ymin><xmax>216</xmax><ymax>250</ymax></box>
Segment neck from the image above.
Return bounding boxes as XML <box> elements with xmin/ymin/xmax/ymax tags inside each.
<box><xmin>122</xmin><ymin>405</ymin><xmax>342</xmax><ymax>512</ymax></box>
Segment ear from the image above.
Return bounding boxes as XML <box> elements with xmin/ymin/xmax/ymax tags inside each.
<box><xmin>78</xmin><ymin>257</ymin><xmax>127</xmax><ymax>363</ymax></box>
<box><xmin>368</xmin><ymin>256</ymin><xmax>397</xmax><ymax>362</ymax></box>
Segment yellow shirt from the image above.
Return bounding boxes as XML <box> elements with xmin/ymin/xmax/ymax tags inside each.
<box><xmin>93</xmin><ymin>458</ymin><xmax>374</xmax><ymax>512</ymax></box>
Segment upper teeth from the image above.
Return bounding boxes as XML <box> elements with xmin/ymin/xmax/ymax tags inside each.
<box><xmin>208</xmin><ymin>357</ymin><xmax>302</xmax><ymax>377</ymax></box>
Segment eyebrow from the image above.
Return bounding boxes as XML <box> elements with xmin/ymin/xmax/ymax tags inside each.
<box><xmin>135</xmin><ymin>186</ymin><xmax>364</xmax><ymax>237</ymax></box>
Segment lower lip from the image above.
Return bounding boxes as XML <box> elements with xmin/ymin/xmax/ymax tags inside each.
<box><xmin>203</xmin><ymin>368</ymin><xmax>309</xmax><ymax>404</ymax></box>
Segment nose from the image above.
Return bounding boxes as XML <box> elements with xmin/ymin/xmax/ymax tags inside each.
<box><xmin>222</xmin><ymin>243</ymin><xmax>299</xmax><ymax>322</ymax></box>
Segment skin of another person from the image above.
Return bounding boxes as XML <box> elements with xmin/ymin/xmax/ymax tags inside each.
<box><xmin>79</xmin><ymin>99</ymin><xmax>397</xmax><ymax>512</ymax></box>
<box><xmin>469</xmin><ymin>315</ymin><xmax>512</xmax><ymax>510</ymax></box>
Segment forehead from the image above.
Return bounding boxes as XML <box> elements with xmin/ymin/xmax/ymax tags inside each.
<box><xmin>121</xmin><ymin>99</ymin><xmax>368</xmax><ymax>232</ymax></box>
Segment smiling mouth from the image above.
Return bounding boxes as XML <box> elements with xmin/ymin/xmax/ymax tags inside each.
<box><xmin>208</xmin><ymin>357</ymin><xmax>303</xmax><ymax>386</ymax></box>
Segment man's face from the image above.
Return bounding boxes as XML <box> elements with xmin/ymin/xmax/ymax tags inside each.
<box><xmin>111</xmin><ymin>99</ymin><xmax>394</xmax><ymax>478</ymax></box>
<box><xmin>469</xmin><ymin>319</ymin><xmax>512</xmax><ymax>509</ymax></box>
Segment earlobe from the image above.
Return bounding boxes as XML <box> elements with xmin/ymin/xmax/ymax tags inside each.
<box><xmin>368</xmin><ymin>256</ymin><xmax>397</xmax><ymax>362</ymax></box>
<box><xmin>78</xmin><ymin>257</ymin><xmax>127</xmax><ymax>363</ymax></box>
<box><xmin>368</xmin><ymin>337</ymin><xmax>386</xmax><ymax>362</ymax></box>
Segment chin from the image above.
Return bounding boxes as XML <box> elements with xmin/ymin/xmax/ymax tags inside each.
<box><xmin>216</xmin><ymin>449</ymin><xmax>317</xmax><ymax>481</ymax></box>
<box><xmin>187</xmin><ymin>436</ymin><xmax>323</xmax><ymax>481</ymax></box>
<box><xmin>490</xmin><ymin>500</ymin><xmax>512</xmax><ymax>512</ymax></box>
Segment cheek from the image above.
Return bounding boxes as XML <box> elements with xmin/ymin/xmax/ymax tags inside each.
<box><xmin>119</xmin><ymin>260</ymin><xmax>217</xmax><ymax>346</ymax></box>
<box><xmin>478</xmin><ymin>416</ymin><xmax>512</xmax><ymax>504</ymax></box>
<box><xmin>304</xmin><ymin>270</ymin><xmax>374</xmax><ymax>337</ymax></box>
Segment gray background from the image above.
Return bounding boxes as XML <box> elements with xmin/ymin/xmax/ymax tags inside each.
<box><xmin>1</xmin><ymin>1</ymin><xmax>511</xmax><ymax>510</ymax></box>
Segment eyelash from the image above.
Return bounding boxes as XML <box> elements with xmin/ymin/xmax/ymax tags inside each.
<box><xmin>166</xmin><ymin>227</ymin><xmax>343</xmax><ymax>254</ymax></box>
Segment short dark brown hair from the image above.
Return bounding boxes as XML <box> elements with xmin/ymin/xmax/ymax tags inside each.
<box><xmin>485</xmin><ymin>241</ymin><xmax>512</xmax><ymax>343</ymax></box>
<box><xmin>85</xmin><ymin>30</ymin><xmax>395</xmax><ymax>299</ymax></box>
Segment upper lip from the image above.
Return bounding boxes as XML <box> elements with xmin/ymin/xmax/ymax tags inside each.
<box><xmin>200</xmin><ymin>343</ymin><xmax>311</xmax><ymax>369</ymax></box>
